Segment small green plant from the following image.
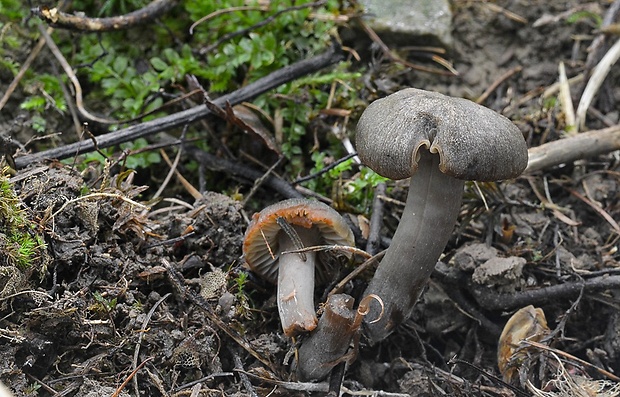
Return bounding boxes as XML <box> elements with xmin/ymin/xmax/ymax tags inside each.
<box><xmin>120</xmin><ymin>138</ymin><xmax>161</xmax><ymax>169</ymax></box>
<box><xmin>566</xmin><ymin>10</ymin><xmax>602</xmax><ymax>27</ymax></box>
<box><xmin>91</xmin><ymin>291</ymin><xmax>118</xmax><ymax>314</ymax></box>
<box><xmin>0</xmin><ymin>171</ymin><xmax>48</xmax><ymax>271</ymax></box>
<box><xmin>234</xmin><ymin>271</ymin><xmax>248</xmax><ymax>296</ymax></box>
<box><xmin>231</xmin><ymin>270</ymin><xmax>253</xmax><ymax>319</ymax></box>
<box><xmin>24</xmin><ymin>382</ymin><xmax>42</xmax><ymax>395</ymax></box>
<box><xmin>303</xmin><ymin>153</ymin><xmax>389</xmax><ymax>214</ymax></box>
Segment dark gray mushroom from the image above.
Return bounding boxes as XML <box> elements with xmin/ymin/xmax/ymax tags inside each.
<box><xmin>356</xmin><ymin>88</ymin><xmax>528</xmax><ymax>342</ymax></box>
<box><xmin>243</xmin><ymin>198</ymin><xmax>355</xmax><ymax>337</ymax></box>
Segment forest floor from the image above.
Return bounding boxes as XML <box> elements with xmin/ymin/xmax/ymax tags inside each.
<box><xmin>1</xmin><ymin>1</ymin><xmax>620</xmax><ymax>396</ymax></box>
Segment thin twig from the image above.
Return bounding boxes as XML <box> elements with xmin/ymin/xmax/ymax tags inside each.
<box><xmin>229</xmin><ymin>346</ymin><xmax>259</xmax><ymax>397</ymax></box>
<box><xmin>160</xmin><ymin>147</ymin><xmax>203</xmax><ymax>200</ymax></box>
<box><xmin>356</xmin><ymin>16</ymin><xmax>456</xmax><ymax>76</ymax></box>
<box><xmin>38</xmin><ymin>24</ymin><xmax>118</xmax><ymax>125</ymax></box>
<box><xmin>49</xmin><ymin>192</ymin><xmax>149</xmax><ymax>222</ymax></box>
<box><xmin>327</xmin><ymin>250</ymin><xmax>385</xmax><ymax>297</ymax></box>
<box><xmin>525</xmin><ymin>124</ymin><xmax>620</xmax><ymax>173</ymax></box>
<box><xmin>238</xmin><ymin>369</ymin><xmax>411</xmax><ymax>396</ymax></box>
<box><xmin>151</xmin><ymin>147</ymin><xmax>182</xmax><ymax>201</ymax></box>
<box><xmin>476</xmin><ymin>66</ymin><xmax>523</xmax><ymax>105</ymax></box>
<box><xmin>293</xmin><ymin>153</ymin><xmax>358</xmax><ymax>184</ymax></box>
<box><xmin>469</xmin><ymin>274</ymin><xmax>620</xmax><ymax>311</ymax></box>
<box><xmin>0</xmin><ymin>27</ymin><xmax>52</xmax><ymax>112</ymax></box>
<box><xmin>276</xmin><ymin>216</ymin><xmax>308</xmax><ymax>261</ymax></box>
<box><xmin>242</xmin><ymin>156</ymin><xmax>284</xmax><ymax>206</ymax></box>
<box><xmin>132</xmin><ymin>293</ymin><xmax>170</xmax><ymax>396</ymax></box>
<box><xmin>281</xmin><ymin>244</ymin><xmax>371</xmax><ymax>259</ymax></box>
<box><xmin>33</xmin><ymin>0</ymin><xmax>178</xmax><ymax>31</ymax></box>
<box><xmin>568</xmin><ymin>188</ymin><xmax>620</xmax><ymax>235</ymax></box>
<box><xmin>524</xmin><ymin>340</ymin><xmax>620</xmax><ymax>382</ymax></box>
<box><xmin>186</xmin><ymin>145</ymin><xmax>303</xmax><ymax>199</ymax></box>
<box><xmin>112</xmin><ymin>357</ymin><xmax>153</xmax><ymax>397</ymax></box>
<box><xmin>0</xmin><ymin>289</ymin><xmax>54</xmax><ymax>303</ymax></box>
<box><xmin>365</xmin><ymin>182</ymin><xmax>386</xmax><ymax>255</ymax></box>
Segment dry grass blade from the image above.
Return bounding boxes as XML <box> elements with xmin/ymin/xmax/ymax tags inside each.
<box><xmin>281</xmin><ymin>244</ymin><xmax>371</xmax><ymax>259</ymax></box>
<box><xmin>568</xmin><ymin>188</ymin><xmax>620</xmax><ymax>235</ymax></box>
<box><xmin>160</xmin><ymin>148</ymin><xmax>203</xmax><ymax>200</ymax></box>
<box><xmin>524</xmin><ymin>340</ymin><xmax>620</xmax><ymax>383</ymax></box>
<box><xmin>0</xmin><ymin>28</ymin><xmax>51</xmax><ymax>112</ymax></box>
<box><xmin>558</xmin><ymin>61</ymin><xmax>575</xmax><ymax>133</ymax></box>
<box><xmin>575</xmin><ymin>38</ymin><xmax>620</xmax><ymax>131</ymax></box>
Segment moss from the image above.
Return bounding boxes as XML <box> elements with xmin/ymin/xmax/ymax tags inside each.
<box><xmin>0</xmin><ymin>169</ymin><xmax>48</xmax><ymax>274</ymax></box>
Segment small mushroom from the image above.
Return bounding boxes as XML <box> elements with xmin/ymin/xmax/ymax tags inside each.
<box><xmin>243</xmin><ymin>198</ymin><xmax>355</xmax><ymax>336</ymax></box>
<box><xmin>356</xmin><ymin>88</ymin><xmax>528</xmax><ymax>342</ymax></box>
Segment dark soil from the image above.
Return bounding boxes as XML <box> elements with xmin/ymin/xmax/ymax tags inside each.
<box><xmin>2</xmin><ymin>1</ymin><xmax>620</xmax><ymax>396</ymax></box>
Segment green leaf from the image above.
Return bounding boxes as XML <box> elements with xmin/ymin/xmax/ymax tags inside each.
<box><xmin>113</xmin><ymin>56</ymin><xmax>129</xmax><ymax>74</ymax></box>
<box><xmin>31</xmin><ymin>115</ymin><xmax>47</xmax><ymax>133</ymax></box>
<box><xmin>150</xmin><ymin>57</ymin><xmax>168</xmax><ymax>71</ymax></box>
<box><xmin>20</xmin><ymin>96</ymin><xmax>46</xmax><ymax>111</ymax></box>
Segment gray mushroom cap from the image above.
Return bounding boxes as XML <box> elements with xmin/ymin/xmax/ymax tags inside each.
<box><xmin>355</xmin><ymin>88</ymin><xmax>528</xmax><ymax>181</ymax></box>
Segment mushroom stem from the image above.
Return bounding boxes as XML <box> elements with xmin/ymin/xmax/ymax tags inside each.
<box><xmin>277</xmin><ymin>226</ymin><xmax>320</xmax><ymax>336</ymax></box>
<box><xmin>362</xmin><ymin>151</ymin><xmax>464</xmax><ymax>342</ymax></box>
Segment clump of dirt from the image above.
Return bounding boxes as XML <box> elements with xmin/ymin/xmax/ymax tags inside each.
<box><xmin>0</xmin><ymin>165</ymin><xmax>259</xmax><ymax>395</ymax></box>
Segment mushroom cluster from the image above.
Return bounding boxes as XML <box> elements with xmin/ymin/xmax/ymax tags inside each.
<box><xmin>355</xmin><ymin>88</ymin><xmax>528</xmax><ymax>342</ymax></box>
<box><xmin>241</xmin><ymin>87</ymin><xmax>528</xmax><ymax>381</ymax></box>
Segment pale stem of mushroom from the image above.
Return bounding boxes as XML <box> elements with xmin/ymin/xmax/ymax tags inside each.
<box><xmin>362</xmin><ymin>151</ymin><xmax>464</xmax><ymax>342</ymax></box>
<box><xmin>277</xmin><ymin>226</ymin><xmax>321</xmax><ymax>336</ymax></box>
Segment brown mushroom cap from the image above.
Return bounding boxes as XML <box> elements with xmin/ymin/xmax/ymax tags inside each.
<box><xmin>356</xmin><ymin>88</ymin><xmax>528</xmax><ymax>181</ymax></box>
<box><xmin>243</xmin><ymin>198</ymin><xmax>355</xmax><ymax>283</ymax></box>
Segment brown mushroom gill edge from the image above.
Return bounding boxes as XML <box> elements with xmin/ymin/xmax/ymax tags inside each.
<box><xmin>242</xmin><ymin>198</ymin><xmax>355</xmax><ymax>337</ymax></box>
<box><xmin>356</xmin><ymin>88</ymin><xmax>528</xmax><ymax>343</ymax></box>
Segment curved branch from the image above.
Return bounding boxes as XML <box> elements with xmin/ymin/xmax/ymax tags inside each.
<box><xmin>33</xmin><ymin>0</ymin><xmax>178</xmax><ymax>31</ymax></box>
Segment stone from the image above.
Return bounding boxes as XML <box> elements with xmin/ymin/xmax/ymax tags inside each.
<box><xmin>358</xmin><ymin>0</ymin><xmax>453</xmax><ymax>48</ymax></box>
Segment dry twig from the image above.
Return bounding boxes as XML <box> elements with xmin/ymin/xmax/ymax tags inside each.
<box><xmin>0</xmin><ymin>27</ymin><xmax>52</xmax><ymax>112</ymax></box>
<box><xmin>33</xmin><ymin>0</ymin><xmax>178</xmax><ymax>31</ymax></box>
<box><xmin>525</xmin><ymin>124</ymin><xmax>620</xmax><ymax>173</ymax></box>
